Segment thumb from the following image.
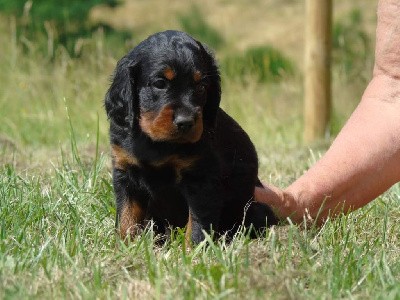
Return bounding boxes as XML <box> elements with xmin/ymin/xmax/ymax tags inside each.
<box><xmin>254</xmin><ymin>182</ymin><xmax>303</xmax><ymax>222</ymax></box>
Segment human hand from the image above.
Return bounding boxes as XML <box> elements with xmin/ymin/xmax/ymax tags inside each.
<box><xmin>254</xmin><ymin>183</ymin><xmax>304</xmax><ymax>224</ymax></box>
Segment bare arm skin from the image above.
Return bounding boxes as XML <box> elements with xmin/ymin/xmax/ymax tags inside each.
<box><xmin>255</xmin><ymin>0</ymin><xmax>400</xmax><ymax>224</ymax></box>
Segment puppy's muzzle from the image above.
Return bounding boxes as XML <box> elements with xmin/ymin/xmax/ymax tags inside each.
<box><xmin>174</xmin><ymin>114</ymin><xmax>195</xmax><ymax>133</ymax></box>
<box><xmin>173</xmin><ymin>107</ymin><xmax>201</xmax><ymax>134</ymax></box>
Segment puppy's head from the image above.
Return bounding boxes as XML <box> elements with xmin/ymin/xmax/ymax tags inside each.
<box><xmin>105</xmin><ymin>30</ymin><xmax>221</xmax><ymax>143</ymax></box>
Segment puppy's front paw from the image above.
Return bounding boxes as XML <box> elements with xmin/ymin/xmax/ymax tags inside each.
<box><xmin>191</xmin><ymin>228</ymin><xmax>206</xmax><ymax>244</ymax></box>
<box><xmin>119</xmin><ymin>223</ymin><xmax>143</xmax><ymax>241</ymax></box>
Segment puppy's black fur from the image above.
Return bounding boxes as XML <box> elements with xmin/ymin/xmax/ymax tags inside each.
<box><xmin>105</xmin><ymin>30</ymin><xmax>277</xmax><ymax>243</ymax></box>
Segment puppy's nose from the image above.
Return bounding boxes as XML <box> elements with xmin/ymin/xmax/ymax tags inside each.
<box><xmin>174</xmin><ymin>114</ymin><xmax>195</xmax><ymax>133</ymax></box>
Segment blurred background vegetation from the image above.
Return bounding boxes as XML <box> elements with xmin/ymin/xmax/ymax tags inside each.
<box><xmin>0</xmin><ymin>0</ymin><xmax>375</xmax><ymax>174</ymax></box>
<box><xmin>0</xmin><ymin>0</ymin><xmax>121</xmax><ymax>55</ymax></box>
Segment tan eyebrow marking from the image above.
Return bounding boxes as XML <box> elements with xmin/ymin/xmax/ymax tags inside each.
<box><xmin>163</xmin><ymin>67</ymin><xmax>176</xmax><ymax>81</ymax></box>
<box><xmin>193</xmin><ymin>70</ymin><xmax>202</xmax><ymax>82</ymax></box>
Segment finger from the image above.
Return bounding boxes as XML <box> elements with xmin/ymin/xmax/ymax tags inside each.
<box><xmin>254</xmin><ymin>184</ymin><xmax>287</xmax><ymax>219</ymax></box>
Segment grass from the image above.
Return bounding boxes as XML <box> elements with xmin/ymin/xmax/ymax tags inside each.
<box><xmin>1</xmin><ymin>1</ymin><xmax>400</xmax><ymax>298</ymax></box>
<box><xmin>222</xmin><ymin>46</ymin><xmax>294</xmax><ymax>83</ymax></box>
<box><xmin>178</xmin><ymin>5</ymin><xmax>225</xmax><ymax>50</ymax></box>
<box><xmin>1</xmin><ymin>156</ymin><xmax>399</xmax><ymax>298</ymax></box>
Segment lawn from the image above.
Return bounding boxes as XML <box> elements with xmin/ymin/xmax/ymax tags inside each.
<box><xmin>0</xmin><ymin>1</ymin><xmax>399</xmax><ymax>299</ymax></box>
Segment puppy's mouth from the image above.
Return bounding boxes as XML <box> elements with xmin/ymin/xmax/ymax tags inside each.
<box><xmin>139</xmin><ymin>106</ymin><xmax>203</xmax><ymax>143</ymax></box>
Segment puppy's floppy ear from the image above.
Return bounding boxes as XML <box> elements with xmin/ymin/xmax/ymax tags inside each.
<box><xmin>197</xmin><ymin>42</ymin><xmax>221</xmax><ymax>127</ymax></box>
<box><xmin>104</xmin><ymin>56</ymin><xmax>138</xmax><ymax>129</ymax></box>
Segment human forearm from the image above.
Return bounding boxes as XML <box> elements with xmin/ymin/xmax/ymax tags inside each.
<box><xmin>283</xmin><ymin>0</ymin><xmax>400</xmax><ymax>222</ymax></box>
<box><xmin>255</xmin><ymin>0</ymin><xmax>400</xmax><ymax>223</ymax></box>
<box><xmin>285</xmin><ymin>75</ymin><xmax>400</xmax><ymax>222</ymax></box>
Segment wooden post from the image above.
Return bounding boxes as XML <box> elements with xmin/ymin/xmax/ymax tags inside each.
<box><xmin>304</xmin><ymin>0</ymin><xmax>332</xmax><ymax>143</ymax></box>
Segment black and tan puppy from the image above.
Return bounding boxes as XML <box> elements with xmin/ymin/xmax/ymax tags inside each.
<box><xmin>105</xmin><ymin>30</ymin><xmax>277</xmax><ymax>243</ymax></box>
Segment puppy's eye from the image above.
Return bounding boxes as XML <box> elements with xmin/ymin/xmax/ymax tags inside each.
<box><xmin>153</xmin><ymin>79</ymin><xmax>167</xmax><ymax>89</ymax></box>
<box><xmin>196</xmin><ymin>83</ymin><xmax>207</xmax><ymax>94</ymax></box>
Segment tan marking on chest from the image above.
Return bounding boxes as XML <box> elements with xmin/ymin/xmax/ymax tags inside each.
<box><xmin>111</xmin><ymin>144</ymin><xmax>140</xmax><ymax>170</ymax></box>
<box><xmin>151</xmin><ymin>155</ymin><xmax>200</xmax><ymax>182</ymax></box>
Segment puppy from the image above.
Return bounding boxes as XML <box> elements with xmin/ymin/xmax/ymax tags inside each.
<box><xmin>105</xmin><ymin>30</ymin><xmax>277</xmax><ymax>243</ymax></box>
